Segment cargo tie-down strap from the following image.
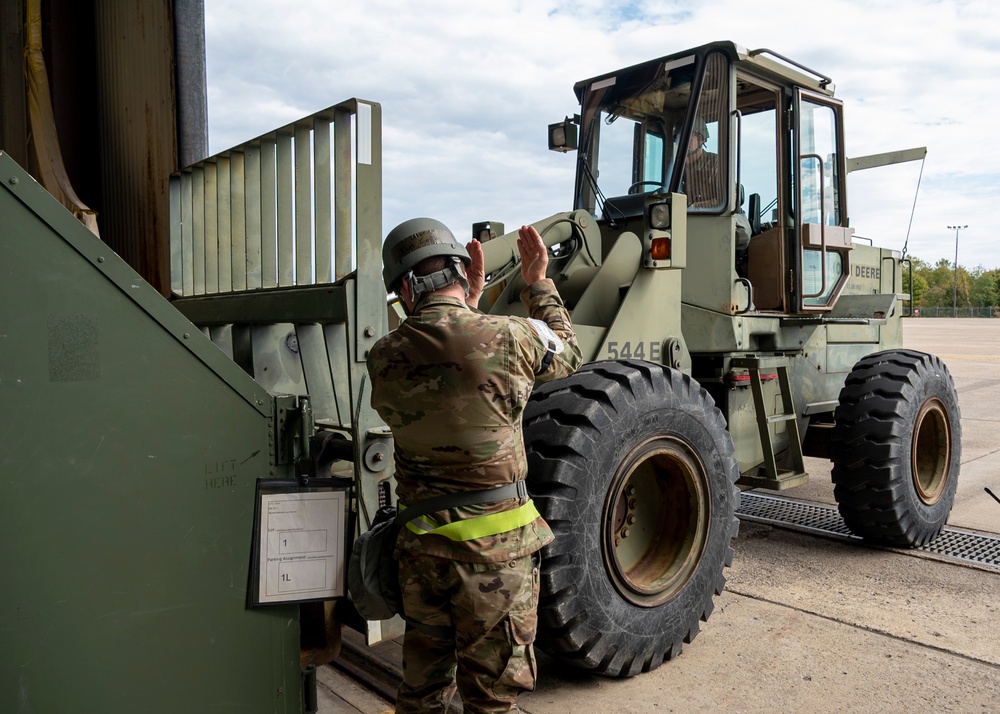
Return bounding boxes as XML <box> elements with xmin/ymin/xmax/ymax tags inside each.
<box><xmin>401</xmin><ymin>480</ymin><xmax>536</xmax><ymax>541</ymax></box>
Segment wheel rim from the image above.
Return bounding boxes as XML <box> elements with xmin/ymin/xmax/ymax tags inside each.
<box><xmin>602</xmin><ymin>436</ymin><xmax>711</xmax><ymax>607</ymax></box>
<box><xmin>912</xmin><ymin>398</ymin><xmax>951</xmax><ymax>505</ymax></box>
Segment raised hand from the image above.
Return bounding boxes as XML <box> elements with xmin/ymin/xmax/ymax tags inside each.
<box><xmin>517</xmin><ymin>225</ymin><xmax>548</xmax><ymax>286</ymax></box>
<box><xmin>465</xmin><ymin>239</ymin><xmax>485</xmax><ymax>308</ymax></box>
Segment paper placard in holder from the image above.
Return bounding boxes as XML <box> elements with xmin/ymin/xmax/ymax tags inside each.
<box><xmin>250</xmin><ymin>478</ymin><xmax>351</xmax><ymax>606</ymax></box>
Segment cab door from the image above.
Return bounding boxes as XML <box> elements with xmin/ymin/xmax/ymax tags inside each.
<box><xmin>793</xmin><ymin>89</ymin><xmax>852</xmax><ymax>312</ymax></box>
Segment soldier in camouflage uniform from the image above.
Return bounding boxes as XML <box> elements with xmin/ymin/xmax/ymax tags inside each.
<box><xmin>683</xmin><ymin>118</ymin><xmax>752</xmax><ymax>252</ymax></box>
<box><xmin>367</xmin><ymin>218</ymin><xmax>582</xmax><ymax>713</ymax></box>
<box><xmin>683</xmin><ymin>118</ymin><xmax>723</xmax><ymax>209</ymax></box>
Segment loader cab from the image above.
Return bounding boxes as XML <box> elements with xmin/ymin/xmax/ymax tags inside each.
<box><xmin>739</xmin><ymin>71</ymin><xmax>853</xmax><ymax>314</ymax></box>
<box><xmin>567</xmin><ymin>41</ymin><xmax>852</xmax><ymax>316</ymax></box>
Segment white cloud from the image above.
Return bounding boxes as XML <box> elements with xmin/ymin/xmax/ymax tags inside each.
<box><xmin>205</xmin><ymin>0</ymin><xmax>1000</xmax><ymax>268</ymax></box>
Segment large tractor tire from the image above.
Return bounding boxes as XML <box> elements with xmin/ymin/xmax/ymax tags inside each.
<box><xmin>523</xmin><ymin>360</ymin><xmax>740</xmax><ymax>677</ymax></box>
<box><xmin>831</xmin><ymin>349</ymin><xmax>961</xmax><ymax>547</ymax></box>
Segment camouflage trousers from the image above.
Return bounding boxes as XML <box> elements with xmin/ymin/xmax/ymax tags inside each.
<box><xmin>395</xmin><ymin>550</ymin><xmax>540</xmax><ymax>714</ymax></box>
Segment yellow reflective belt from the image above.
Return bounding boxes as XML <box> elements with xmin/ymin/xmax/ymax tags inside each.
<box><xmin>403</xmin><ymin>500</ymin><xmax>541</xmax><ymax>541</ymax></box>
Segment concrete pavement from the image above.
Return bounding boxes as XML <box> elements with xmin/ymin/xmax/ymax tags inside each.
<box><xmin>519</xmin><ymin>319</ymin><xmax>1000</xmax><ymax>713</ymax></box>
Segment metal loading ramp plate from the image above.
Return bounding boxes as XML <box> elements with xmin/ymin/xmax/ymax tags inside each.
<box><xmin>737</xmin><ymin>492</ymin><xmax>1000</xmax><ymax>571</ymax></box>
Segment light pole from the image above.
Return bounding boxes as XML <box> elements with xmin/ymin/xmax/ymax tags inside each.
<box><xmin>947</xmin><ymin>224</ymin><xmax>968</xmax><ymax>318</ymax></box>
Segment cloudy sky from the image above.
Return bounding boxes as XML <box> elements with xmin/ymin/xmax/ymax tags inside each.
<box><xmin>204</xmin><ymin>0</ymin><xmax>999</xmax><ymax>271</ymax></box>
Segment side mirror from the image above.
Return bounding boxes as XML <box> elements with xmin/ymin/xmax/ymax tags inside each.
<box><xmin>548</xmin><ymin>117</ymin><xmax>579</xmax><ymax>153</ymax></box>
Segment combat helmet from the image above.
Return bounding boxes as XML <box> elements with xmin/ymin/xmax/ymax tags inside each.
<box><xmin>692</xmin><ymin>116</ymin><xmax>709</xmax><ymax>141</ymax></box>
<box><xmin>382</xmin><ymin>217</ymin><xmax>471</xmax><ymax>298</ymax></box>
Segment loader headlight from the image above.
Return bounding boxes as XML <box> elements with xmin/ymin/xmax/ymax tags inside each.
<box><xmin>643</xmin><ymin>198</ymin><xmax>674</xmax><ymax>267</ymax></box>
<box><xmin>649</xmin><ymin>202</ymin><xmax>671</xmax><ymax>229</ymax></box>
<box><xmin>472</xmin><ymin>220</ymin><xmax>503</xmax><ymax>243</ymax></box>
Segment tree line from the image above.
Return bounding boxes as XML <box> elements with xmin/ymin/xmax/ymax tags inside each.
<box><xmin>902</xmin><ymin>256</ymin><xmax>1000</xmax><ymax>311</ymax></box>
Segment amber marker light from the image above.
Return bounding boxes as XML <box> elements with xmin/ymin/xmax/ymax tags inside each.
<box><xmin>650</xmin><ymin>237</ymin><xmax>671</xmax><ymax>260</ymax></box>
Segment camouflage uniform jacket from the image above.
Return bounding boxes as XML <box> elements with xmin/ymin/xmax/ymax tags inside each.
<box><xmin>684</xmin><ymin>149</ymin><xmax>723</xmax><ymax>208</ymax></box>
<box><xmin>367</xmin><ymin>278</ymin><xmax>582</xmax><ymax>563</ymax></box>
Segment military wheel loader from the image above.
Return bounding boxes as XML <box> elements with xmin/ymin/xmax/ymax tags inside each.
<box><xmin>1</xmin><ymin>39</ymin><xmax>958</xmax><ymax>711</ymax></box>
<box><xmin>469</xmin><ymin>41</ymin><xmax>960</xmax><ymax>676</ymax></box>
